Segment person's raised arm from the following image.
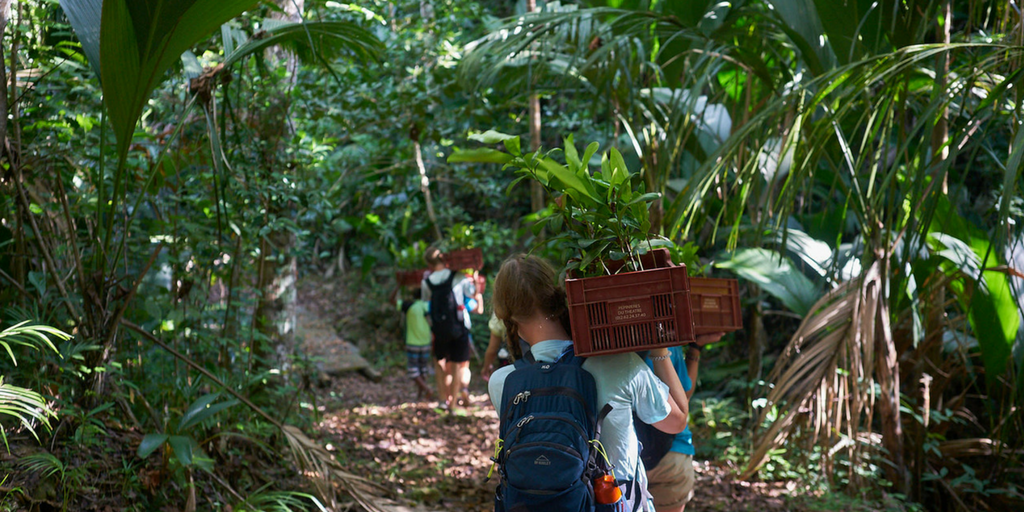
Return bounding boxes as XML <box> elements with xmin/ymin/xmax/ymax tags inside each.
<box><xmin>648</xmin><ymin>348</ymin><xmax>688</xmax><ymax>434</ymax></box>
<box><xmin>685</xmin><ymin>333</ymin><xmax>723</xmax><ymax>400</ymax></box>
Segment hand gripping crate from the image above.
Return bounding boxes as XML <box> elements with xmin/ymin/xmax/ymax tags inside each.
<box><xmin>689</xmin><ymin>277</ymin><xmax>743</xmax><ymax>334</ymax></box>
<box><xmin>566</xmin><ymin>264</ymin><xmax>695</xmax><ymax>357</ymax></box>
<box><xmin>444</xmin><ymin>248</ymin><xmax>484</xmax><ymax>271</ymax></box>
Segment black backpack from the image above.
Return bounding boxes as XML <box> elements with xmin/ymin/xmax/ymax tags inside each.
<box><xmin>427</xmin><ymin>271</ymin><xmax>467</xmax><ymax>343</ymax></box>
<box><xmin>492</xmin><ymin>347</ymin><xmax>620</xmax><ymax>512</ymax></box>
<box><xmin>633</xmin><ymin>412</ymin><xmax>676</xmax><ymax>469</ymax></box>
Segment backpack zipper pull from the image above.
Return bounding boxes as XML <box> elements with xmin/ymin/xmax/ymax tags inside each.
<box><xmin>513</xmin><ymin>390</ymin><xmax>531</xmax><ymax>405</ymax></box>
<box><xmin>516</xmin><ymin>415</ymin><xmax>534</xmax><ymax>428</ymax></box>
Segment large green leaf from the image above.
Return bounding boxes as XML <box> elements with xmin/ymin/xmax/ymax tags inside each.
<box><xmin>58</xmin><ymin>0</ymin><xmax>103</xmax><ymax>78</ymax></box>
<box><xmin>929</xmin><ymin>197</ymin><xmax>1020</xmax><ymax>387</ymax></box>
<box><xmin>931</xmin><ymin>231</ymin><xmax>1020</xmax><ymax>388</ymax></box>
<box><xmin>85</xmin><ymin>0</ymin><xmax>257</xmax><ymax>158</ymax></box>
<box><xmin>178</xmin><ymin>393</ymin><xmax>238</xmax><ymax>432</ymax></box>
<box><xmin>717</xmin><ymin>248</ymin><xmax>819</xmax><ymax>316</ymax></box>
<box><xmin>137</xmin><ymin>433</ymin><xmax>168</xmax><ymax>458</ymax></box>
<box><xmin>167</xmin><ymin>435</ymin><xmax>195</xmax><ymax>466</ymax></box>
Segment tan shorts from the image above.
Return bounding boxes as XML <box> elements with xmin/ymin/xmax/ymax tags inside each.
<box><xmin>645</xmin><ymin>452</ymin><xmax>694</xmax><ymax>510</ymax></box>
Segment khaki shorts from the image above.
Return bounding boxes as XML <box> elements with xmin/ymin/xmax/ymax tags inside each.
<box><xmin>645</xmin><ymin>452</ymin><xmax>694</xmax><ymax>510</ymax></box>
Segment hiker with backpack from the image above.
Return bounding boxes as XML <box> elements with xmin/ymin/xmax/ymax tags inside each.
<box><xmin>422</xmin><ymin>247</ymin><xmax>480</xmax><ymax>411</ymax></box>
<box><xmin>640</xmin><ymin>338</ymin><xmax>720</xmax><ymax>512</ymax></box>
<box><xmin>486</xmin><ymin>254</ymin><xmax>692</xmax><ymax>512</ymax></box>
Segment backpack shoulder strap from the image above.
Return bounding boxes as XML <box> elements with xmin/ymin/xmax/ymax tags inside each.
<box><xmin>426</xmin><ymin>271</ymin><xmax>456</xmax><ymax>291</ymax></box>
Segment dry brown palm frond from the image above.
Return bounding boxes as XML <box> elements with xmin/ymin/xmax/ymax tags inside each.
<box><xmin>742</xmin><ymin>261</ymin><xmax>887</xmax><ymax>482</ymax></box>
<box><xmin>282</xmin><ymin>425</ymin><xmax>402</xmax><ymax>512</ymax></box>
<box><xmin>937</xmin><ymin>438</ymin><xmax>1024</xmax><ymax>458</ymax></box>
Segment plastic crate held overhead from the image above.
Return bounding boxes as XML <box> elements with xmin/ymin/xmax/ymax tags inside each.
<box><xmin>396</xmin><ymin>269</ymin><xmax>429</xmax><ymax>287</ymax></box>
<box><xmin>444</xmin><ymin>248</ymin><xmax>484</xmax><ymax>271</ymax></box>
<box><xmin>689</xmin><ymin>277</ymin><xmax>743</xmax><ymax>334</ymax></box>
<box><xmin>566</xmin><ymin>263</ymin><xmax>695</xmax><ymax>357</ymax></box>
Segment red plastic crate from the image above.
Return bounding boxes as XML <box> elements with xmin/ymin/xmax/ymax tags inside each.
<box><xmin>566</xmin><ymin>265</ymin><xmax>695</xmax><ymax>357</ymax></box>
<box><xmin>396</xmin><ymin>269</ymin><xmax>429</xmax><ymax>288</ymax></box>
<box><xmin>444</xmin><ymin>248</ymin><xmax>484</xmax><ymax>271</ymax></box>
<box><xmin>689</xmin><ymin>277</ymin><xmax>742</xmax><ymax>334</ymax></box>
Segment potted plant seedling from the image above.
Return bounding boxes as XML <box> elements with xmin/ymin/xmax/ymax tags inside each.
<box><xmin>452</xmin><ymin>131</ymin><xmax>741</xmax><ymax>352</ymax></box>
<box><xmin>392</xmin><ymin>241</ymin><xmax>430</xmax><ymax>288</ymax></box>
<box><xmin>440</xmin><ymin>223</ymin><xmax>485</xmax><ymax>272</ymax></box>
<box><xmin>453</xmin><ymin>132</ymin><xmax>699</xmax><ymax>355</ymax></box>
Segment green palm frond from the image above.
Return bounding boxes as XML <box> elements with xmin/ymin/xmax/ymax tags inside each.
<box><xmin>236</xmin><ymin>486</ymin><xmax>316</xmax><ymax>512</ymax></box>
<box><xmin>0</xmin><ymin>322</ymin><xmax>66</xmax><ymax>450</ymax></box>
<box><xmin>225</xmin><ymin>20</ymin><xmax>383</xmax><ymax>68</ymax></box>
<box><xmin>669</xmin><ymin>42</ymin><xmax>1024</xmax><ymax>255</ymax></box>
<box><xmin>0</xmin><ymin>321</ymin><xmax>69</xmax><ymax>366</ymax></box>
<box><xmin>17</xmin><ymin>452</ymin><xmax>65</xmax><ymax>480</ymax></box>
<box><xmin>0</xmin><ymin>379</ymin><xmax>58</xmax><ymax>449</ymax></box>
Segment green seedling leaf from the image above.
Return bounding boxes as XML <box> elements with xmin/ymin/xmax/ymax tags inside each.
<box><xmin>564</xmin><ymin>135</ymin><xmax>580</xmax><ymax>170</ymax></box>
<box><xmin>580</xmin><ymin>142</ymin><xmax>599</xmax><ymax>169</ymax></box>
<box><xmin>608</xmin><ymin>147</ymin><xmax>630</xmax><ymax>188</ymax></box>
<box><xmin>468</xmin><ymin>129</ymin><xmax>518</xmax><ymax>144</ymax></box>
<box><xmin>504</xmin><ymin>136</ymin><xmax>522</xmax><ymax>156</ymax></box>
<box><xmin>539</xmin><ymin>158</ymin><xmax>599</xmax><ymax>202</ymax></box>
<box><xmin>138</xmin><ymin>433</ymin><xmax>168</xmax><ymax>458</ymax></box>
<box><xmin>447</xmin><ymin>148</ymin><xmax>513</xmax><ymax>164</ymax></box>
<box><xmin>627</xmin><ymin>192</ymin><xmax>662</xmax><ymax>206</ymax></box>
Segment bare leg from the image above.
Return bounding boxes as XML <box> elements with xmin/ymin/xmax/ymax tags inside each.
<box><xmin>435</xmin><ymin>359</ymin><xmax>449</xmax><ymax>406</ymax></box>
<box><xmin>451</xmin><ymin>360</ymin><xmax>471</xmax><ymax>407</ymax></box>
<box><xmin>413</xmin><ymin>375</ymin><xmax>433</xmax><ymax>400</ymax></box>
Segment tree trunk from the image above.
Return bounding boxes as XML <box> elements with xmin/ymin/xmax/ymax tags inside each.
<box><xmin>254</xmin><ymin>229</ymin><xmax>297</xmax><ymax>364</ymax></box>
<box><xmin>746</xmin><ymin>288</ymin><xmax>767</xmax><ymax>421</ymax></box>
<box><xmin>527</xmin><ymin>0</ymin><xmax>544</xmax><ymax>213</ymax></box>
<box><xmin>413</xmin><ymin>138</ymin><xmax>443</xmax><ymax>240</ymax></box>
<box><xmin>251</xmin><ymin>0</ymin><xmax>305</xmax><ymax>368</ymax></box>
<box><xmin>876</xmin><ymin>256</ymin><xmax>906</xmax><ymax>493</ymax></box>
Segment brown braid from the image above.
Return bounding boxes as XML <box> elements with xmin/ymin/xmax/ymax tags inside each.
<box><xmin>492</xmin><ymin>254</ymin><xmax>572</xmax><ymax>361</ymax></box>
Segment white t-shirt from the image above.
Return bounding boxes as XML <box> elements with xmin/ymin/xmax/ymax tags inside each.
<box><xmin>421</xmin><ymin>269</ymin><xmax>475</xmax><ymax>330</ymax></box>
<box><xmin>487</xmin><ymin>339</ymin><xmax>671</xmax><ymax>496</ymax></box>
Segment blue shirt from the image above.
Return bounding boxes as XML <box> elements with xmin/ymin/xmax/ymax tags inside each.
<box><xmin>644</xmin><ymin>346</ymin><xmax>694</xmax><ymax>455</ymax></box>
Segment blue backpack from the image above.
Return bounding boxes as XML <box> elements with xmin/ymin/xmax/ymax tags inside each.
<box><xmin>491</xmin><ymin>347</ymin><xmax>622</xmax><ymax>512</ymax></box>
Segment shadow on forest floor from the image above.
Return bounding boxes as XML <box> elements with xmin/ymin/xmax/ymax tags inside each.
<box><xmin>313</xmin><ymin>371</ymin><xmax>808</xmax><ymax>512</ymax></box>
<box><xmin>299</xmin><ymin>277</ymin><xmax>896</xmax><ymax>512</ymax></box>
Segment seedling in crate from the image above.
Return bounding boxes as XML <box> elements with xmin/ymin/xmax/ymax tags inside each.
<box><xmin>453</xmin><ymin>132</ymin><xmax>671</xmax><ymax>277</ymax></box>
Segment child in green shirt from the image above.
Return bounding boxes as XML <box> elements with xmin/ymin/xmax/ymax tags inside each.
<box><xmin>398</xmin><ymin>289</ymin><xmax>434</xmax><ymax>400</ymax></box>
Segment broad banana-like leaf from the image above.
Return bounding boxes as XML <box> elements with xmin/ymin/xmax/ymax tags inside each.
<box><xmin>59</xmin><ymin>0</ymin><xmax>258</xmax><ymax>159</ymax></box>
<box><xmin>58</xmin><ymin>0</ymin><xmax>103</xmax><ymax>78</ymax></box>
<box><xmin>717</xmin><ymin>248</ymin><xmax>819</xmax><ymax>316</ymax></box>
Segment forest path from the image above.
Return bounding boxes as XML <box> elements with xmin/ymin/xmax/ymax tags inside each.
<box><xmin>298</xmin><ymin>277</ymin><xmax>797</xmax><ymax>511</ymax></box>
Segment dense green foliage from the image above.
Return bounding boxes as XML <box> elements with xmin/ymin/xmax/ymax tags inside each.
<box><xmin>0</xmin><ymin>0</ymin><xmax>1022</xmax><ymax>510</ymax></box>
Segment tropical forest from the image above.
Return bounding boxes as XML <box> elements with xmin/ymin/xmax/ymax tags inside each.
<box><xmin>1</xmin><ymin>0</ymin><xmax>1022</xmax><ymax>511</ymax></box>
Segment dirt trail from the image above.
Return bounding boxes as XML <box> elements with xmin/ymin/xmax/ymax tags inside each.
<box><xmin>298</xmin><ymin>277</ymin><xmax>793</xmax><ymax>511</ymax></box>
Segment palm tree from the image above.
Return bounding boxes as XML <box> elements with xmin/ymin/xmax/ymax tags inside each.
<box><xmin>463</xmin><ymin>0</ymin><xmax>1024</xmax><ymax>501</ymax></box>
